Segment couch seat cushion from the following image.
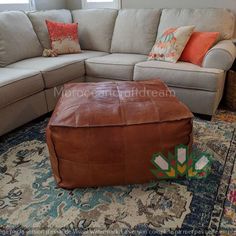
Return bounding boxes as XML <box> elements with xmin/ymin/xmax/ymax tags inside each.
<box><xmin>0</xmin><ymin>68</ymin><xmax>44</xmax><ymax>108</ymax></box>
<box><xmin>86</xmin><ymin>54</ymin><xmax>147</xmax><ymax>80</ymax></box>
<box><xmin>28</xmin><ymin>10</ymin><xmax>72</xmax><ymax>49</ymax></box>
<box><xmin>0</xmin><ymin>11</ymin><xmax>43</xmax><ymax>67</ymax></box>
<box><xmin>134</xmin><ymin>61</ymin><xmax>224</xmax><ymax>92</ymax></box>
<box><xmin>111</xmin><ymin>9</ymin><xmax>161</xmax><ymax>55</ymax></box>
<box><xmin>8</xmin><ymin>51</ymin><xmax>108</xmax><ymax>88</ymax></box>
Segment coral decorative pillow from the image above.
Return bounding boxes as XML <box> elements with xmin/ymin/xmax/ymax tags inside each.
<box><xmin>180</xmin><ymin>32</ymin><xmax>220</xmax><ymax>66</ymax></box>
<box><xmin>46</xmin><ymin>20</ymin><xmax>81</xmax><ymax>55</ymax></box>
<box><xmin>148</xmin><ymin>25</ymin><xmax>195</xmax><ymax>63</ymax></box>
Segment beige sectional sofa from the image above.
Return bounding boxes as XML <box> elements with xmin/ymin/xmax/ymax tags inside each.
<box><xmin>0</xmin><ymin>8</ymin><xmax>235</xmax><ymax>136</ymax></box>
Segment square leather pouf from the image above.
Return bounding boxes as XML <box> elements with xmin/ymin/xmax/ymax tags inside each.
<box><xmin>47</xmin><ymin>80</ymin><xmax>193</xmax><ymax>189</ymax></box>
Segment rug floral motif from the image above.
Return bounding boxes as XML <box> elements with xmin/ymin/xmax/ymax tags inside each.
<box><xmin>213</xmin><ymin>110</ymin><xmax>236</xmax><ymax>235</ymax></box>
<box><xmin>220</xmin><ymin>158</ymin><xmax>236</xmax><ymax>236</ymax></box>
<box><xmin>0</xmin><ymin>114</ymin><xmax>235</xmax><ymax>235</ymax></box>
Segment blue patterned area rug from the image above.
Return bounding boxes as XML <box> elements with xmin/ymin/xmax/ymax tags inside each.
<box><xmin>0</xmin><ymin>115</ymin><xmax>235</xmax><ymax>236</ymax></box>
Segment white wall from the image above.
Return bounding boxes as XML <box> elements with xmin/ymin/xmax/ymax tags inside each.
<box><xmin>0</xmin><ymin>4</ymin><xmax>30</xmax><ymax>11</ymax></box>
<box><xmin>0</xmin><ymin>0</ymin><xmax>66</xmax><ymax>11</ymax></box>
<box><xmin>66</xmin><ymin>0</ymin><xmax>236</xmax><ymax>13</ymax></box>
<box><xmin>35</xmin><ymin>0</ymin><xmax>66</xmax><ymax>10</ymax></box>
<box><xmin>122</xmin><ymin>0</ymin><xmax>236</xmax><ymax>10</ymax></box>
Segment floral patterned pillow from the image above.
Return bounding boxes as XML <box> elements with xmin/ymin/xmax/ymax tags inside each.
<box><xmin>46</xmin><ymin>20</ymin><xmax>81</xmax><ymax>55</ymax></box>
<box><xmin>148</xmin><ymin>26</ymin><xmax>195</xmax><ymax>63</ymax></box>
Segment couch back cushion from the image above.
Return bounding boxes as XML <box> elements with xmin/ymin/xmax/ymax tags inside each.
<box><xmin>158</xmin><ymin>8</ymin><xmax>235</xmax><ymax>41</ymax></box>
<box><xmin>72</xmin><ymin>9</ymin><xmax>118</xmax><ymax>52</ymax></box>
<box><xmin>111</xmin><ymin>9</ymin><xmax>161</xmax><ymax>55</ymax></box>
<box><xmin>0</xmin><ymin>11</ymin><xmax>42</xmax><ymax>67</ymax></box>
<box><xmin>28</xmin><ymin>9</ymin><xmax>72</xmax><ymax>49</ymax></box>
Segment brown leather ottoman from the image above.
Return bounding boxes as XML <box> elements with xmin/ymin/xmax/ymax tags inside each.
<box><xmin>47</xmin><ymin>80</ymin><xmax>193</xmax><ymax>189</ymax></box>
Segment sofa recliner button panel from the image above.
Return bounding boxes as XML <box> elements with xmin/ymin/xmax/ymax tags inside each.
<box><xmin>134</xmin><ymin>61</ymin><xmax>225</xmax><ymax>92</ymax></box>
<box><xmin>85</xmin><ymin>53</ymin><xmax>148</xmax><ymax>81</ymax></box>
<box><xmin>0</xmin><ymin>68</ymin><xmax>44</xmax><ymax>109</ymax></box>
<box><xmin>7</xmin><ymin>51</ymin><xmax>108</xmax><ymax>89</ymax></box>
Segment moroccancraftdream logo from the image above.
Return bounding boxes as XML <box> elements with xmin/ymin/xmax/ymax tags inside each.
<box><xmin>151</xmin><ymin>145</ymin><xmax>212</xmax><ymax>179</ymax></box>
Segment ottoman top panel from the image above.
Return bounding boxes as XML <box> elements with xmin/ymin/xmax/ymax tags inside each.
<box><xmin>49</xmin><ymin>80</ymin><xmax>193</xmax><ymax>128</ymax></box>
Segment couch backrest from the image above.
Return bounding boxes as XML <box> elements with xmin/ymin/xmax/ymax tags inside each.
<box><xmin>158</xmin><ymin>8</ymin><xmax>235</xmax><ymax>41</ymax></box>
<box><xmin>72</xmin><ymin>9</ymin><xmax>118</xmax><ymax>52</ymax></box>
<box><xmin>111</xmin><ymin>9</ymin><xmax>161</xmax><ymax>55</ymax></box>
<box><xmin>28</xmin><ymin>9</ymin><xmax>72</xmax><ymax>49</ymax></box>
<box><xmin>0</xmin><ymin>11</ymin><xmax>42</xmax><ymax>67</ymax></box>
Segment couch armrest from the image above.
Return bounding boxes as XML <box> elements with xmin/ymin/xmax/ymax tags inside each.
<box><xmin>203</xmin><ymin>40</ymin><xmax>236</xmax><ymax>71</ymax></box>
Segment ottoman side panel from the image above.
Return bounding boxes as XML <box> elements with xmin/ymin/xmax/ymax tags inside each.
<box><xmin>47</xmin><ymin>117</ymin><xmax>193</xmax><ymax>188</ymax></box>
<box><xmin>46</xmin><ymin>126</ymin><xmax>62</xmax><ymax>185</ymax></box>
<box><xmin>124</xmin><ymin>118</ymin><xmax>193</xmax><ymax>183</ymax></box>
<box><xmin>48</xmin><ymin>126</ymin><xmax>127</xmax><ymax>189</ymax></box>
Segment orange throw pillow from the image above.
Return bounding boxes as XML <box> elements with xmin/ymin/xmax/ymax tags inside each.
<box><xmin>46</xmin><ymin>20</ymin><xmax>81</xmax><ymax>55</ymax></box>
<box><xmin>180</xmin><ymin>32</ymin><xmax>219</xmax><ymax>66</ymax></box>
